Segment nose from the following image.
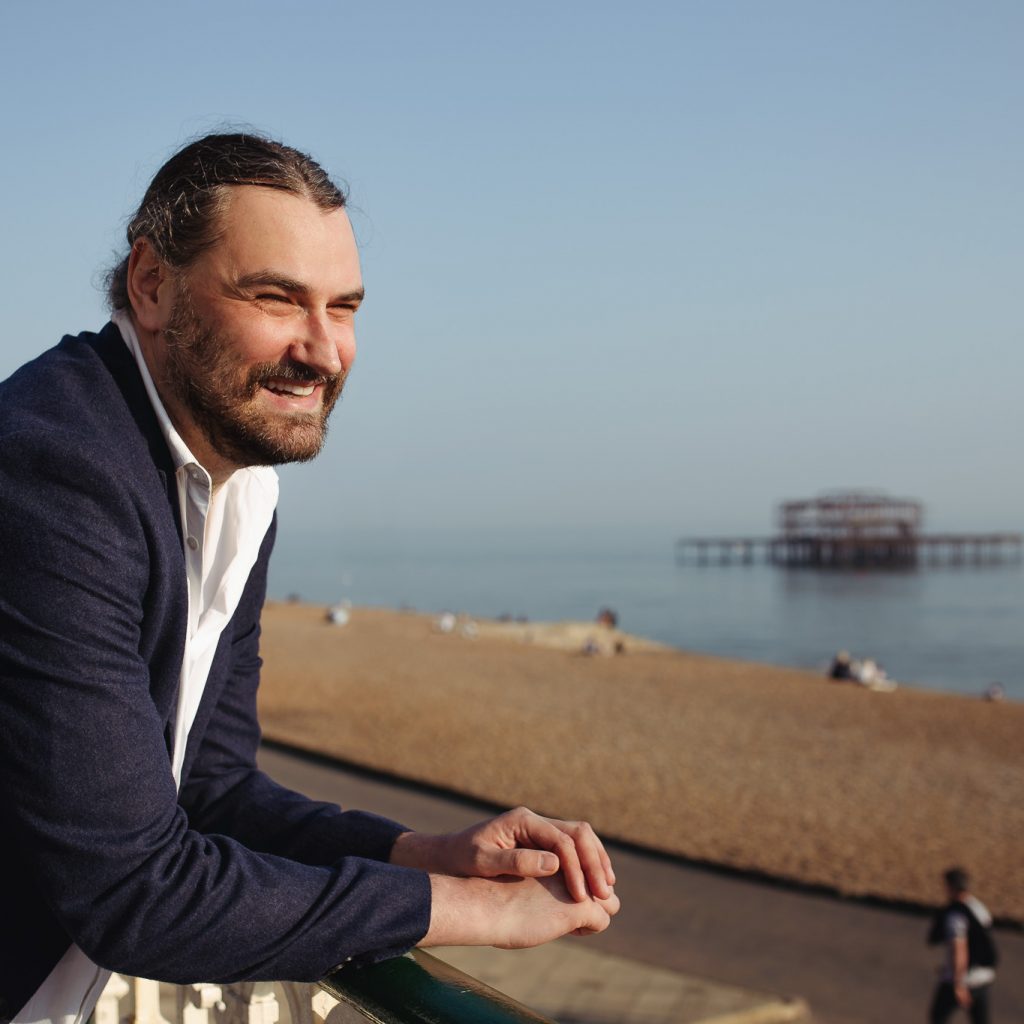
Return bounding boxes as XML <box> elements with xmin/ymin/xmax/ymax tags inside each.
<box><xmin>289</xmin><ymin>311</ymin><xmax>348</xmax><ymax>377</ymax></box>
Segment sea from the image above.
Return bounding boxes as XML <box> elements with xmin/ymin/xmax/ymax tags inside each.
<box><xmin>269</xmin><ymin>526</ymin><xmax>1024</xmax><ymax>702</ymax></box>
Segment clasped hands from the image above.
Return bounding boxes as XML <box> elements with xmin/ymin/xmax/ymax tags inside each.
<box><xmin>390</xmin><ymin>806</ymin><xmax>620</xmax><ymax>949</ymax></box>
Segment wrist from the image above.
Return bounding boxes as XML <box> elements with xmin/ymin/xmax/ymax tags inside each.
<box><xmin>390</xmin><ymin>830</ymin><xmax>450</xmax><ymax>871</ymax></box>
<box><xmin>419</xmin><ymin>875</ymin><xmax>493</xmax><ymax>947</ymax></box>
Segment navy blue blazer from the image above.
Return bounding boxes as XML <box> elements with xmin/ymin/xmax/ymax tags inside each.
<box><xmin>0</xmin><ymin>324</ymin><xmax>431</xmax><ymax>1021</ymax></box>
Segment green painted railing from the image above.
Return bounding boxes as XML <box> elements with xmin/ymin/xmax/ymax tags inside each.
<box><xmin>319</xmin><ymin>950</ymin><xmax>554</xmax><ymax>1024</ymax></box>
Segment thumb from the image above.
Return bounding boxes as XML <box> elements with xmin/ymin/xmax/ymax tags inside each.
<box><xmin>478</xmin><ymin>847</ymin><xmax>560</xmax><ymax>878</ymax></box>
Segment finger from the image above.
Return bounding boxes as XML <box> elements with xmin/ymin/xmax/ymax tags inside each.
<box><xmin>505</xmin><ymin>812</ymin><xmax>591</xmax><ymax>902</ymax></box>
<box><xmin>572</xmin><ymin>901</ymin><xmax>611</xmax><ymax>935</ymax></box>
<box><xmin>598</xmin><ymin>838</ymin><xmax>616</xmax><ymax>886</ymax></box>
<box><xmin>567</xmin><ymin>890</ymin><xmax>618</xmax><ymax>937</ymax></box>
<box><xmin>531</xmin><ymin>814</ymin><xmax>615</xmax><ymax>893</ymax></box>
<box><xmin>546</xmin><ymin>829</ymin><xmax>588</xmax><ymax>902</ymax></box>
<box><xmin>475</xmin><ymin>846</ymin><xmax>560</xmax><ymax>879</ymax></box>
<box><xmin>559</xmin><ymin>820</ymin><xmax>614</xmax><ymax>900</ymax></box>
<box><xmin>582</xmin><ymin>829</ymin><xmax>614</xmax><ymax>899</ymax></box>
<box><xmin>596</xmin><ymin>888</ymin><xmax>620</xmax><ymax>917</ymax></box>
<box><xmin>506</xmin><ymin>810</ymin><xmax>614</xmax><ymax>903</ymax></box>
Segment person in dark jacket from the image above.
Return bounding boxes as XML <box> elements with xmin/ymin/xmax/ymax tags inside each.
<box><xmin>0</xmin><ymin>132</ymin><xmax>618</xmax><ymax>1024</ymax></box>
<box><xmin>928</xmin><ymin>866</ymin><xmax>998</xmax><ymax>1023</ymax></box>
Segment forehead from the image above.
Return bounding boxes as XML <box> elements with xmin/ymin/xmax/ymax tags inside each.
<box><xmin>202</xmin><ymin>185</ymin><xmax>360</xmax><ymax>287</ymax></box>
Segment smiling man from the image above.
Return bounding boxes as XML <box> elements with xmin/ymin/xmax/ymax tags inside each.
<box><xmin>0</xmin><ymin>133</ymin><xmax>617</xmax><ymax>1024</ymax></box>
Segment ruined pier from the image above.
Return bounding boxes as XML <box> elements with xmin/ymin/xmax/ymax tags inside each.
<box><xmin>676</xmin><ymin>492</ymin><xmax>1023</xmax><ymax>568</ymax></box>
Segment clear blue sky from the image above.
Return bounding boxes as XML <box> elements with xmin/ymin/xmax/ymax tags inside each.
<box><xmin>2</xmin><ymin>1</ymin><xmax>1020</xmax><ymax>538</ymax></box>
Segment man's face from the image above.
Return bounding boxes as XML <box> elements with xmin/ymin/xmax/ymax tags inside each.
<box><xmin>157</xmin><ymin>186</ymin><xmax>363</xmax><ymax>473</ymax></box>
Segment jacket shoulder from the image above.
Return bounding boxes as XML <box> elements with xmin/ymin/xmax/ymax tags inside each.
<box><xmin>0</xmin><ymin>323</ymin><xmax>173</xmax><ymax>482</ymax></box>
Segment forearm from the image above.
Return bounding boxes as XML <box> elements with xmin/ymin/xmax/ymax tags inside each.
<box><xmin>951</xmin><ymin>936</ymin><xmax>970</xmax><ymax>986</ymax></box>
<box><xmin>183</xmin><ymin>768</ymin><xmax>409</xmax><ymax>865</ymax></box>
<box><xmin>390</xmin><ymin>830</ymin><xmax>451</xmax><ymax>870</ymax></box>
<box><xmin>947</xmin><ymin>935</ymin><xmax>973</xmax><ymax>1006</ymax></box>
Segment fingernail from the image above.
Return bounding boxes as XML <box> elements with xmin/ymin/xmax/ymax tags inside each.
<box><xmin>540</xmin><ymin>853</ymin><xmax>558</xmax><ymax>872</ymax></box>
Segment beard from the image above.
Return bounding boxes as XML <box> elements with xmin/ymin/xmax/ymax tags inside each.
<box><xmin>161</xmin><ymin>289</ymin><xmax>345</xmax><ymax>468</ymax></box>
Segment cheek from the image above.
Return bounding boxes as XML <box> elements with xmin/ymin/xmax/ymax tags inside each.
<box><xmin>229</xmin><ymin>321</ymin><xmax>292</xmax><ymax>366</ymax></box>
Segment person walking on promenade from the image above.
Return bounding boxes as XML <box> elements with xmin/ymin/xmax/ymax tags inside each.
<box><xmin>0</xmin><ymin>132</ymin><xmax>618</xmax><ymax>1024</ymax></box>
<box><xmin>928</xmin><ymin>866</ymin><xmax>998</xmax><ymax>1023</ymax></box>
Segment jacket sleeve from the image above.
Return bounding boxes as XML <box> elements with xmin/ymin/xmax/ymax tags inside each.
<box><xmin>0</xmin><ymin>432</ymin><xmax>431</xmax><ymax>985</ymax></box>
<box><xmin>179</xmin><ymin>517</ymin><xmax>411</xmax><ymax>868</ymax></box>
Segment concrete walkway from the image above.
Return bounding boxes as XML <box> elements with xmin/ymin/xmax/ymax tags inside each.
<box><xmin>433</xmin><ymin>942</ymin><xmax>808</xmax><ymax>1024</ymax></box>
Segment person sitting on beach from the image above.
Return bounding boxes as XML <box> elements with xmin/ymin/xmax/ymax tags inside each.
<box><xmin>855</xmin><ymin>658</ymin><xmax>880</xmax><ymax>686</ymax></box>
<box><xmin>0</xmin><ymin>132</ymin><xmax>618</xmax><ymax>1024</ymax></box>
<box><xmin>829</xmin><ymin>651</ymin><xmax>854</xmax><ymax>680</ymax></box>
<box><xmin>580</xmin><ymin>607</ymin><xmax>626</xmax><ymax>656</ymax></box>
<box><xmin>852</xmin><ymin>658</ymin><xmax>896</xmax><ymax>692</ymax></box>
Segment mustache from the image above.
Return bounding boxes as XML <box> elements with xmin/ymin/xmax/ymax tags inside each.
<box><xmin>248</xmin><ymin>361</ymin><xmax>345</xmax><ymax>390</ymax></box>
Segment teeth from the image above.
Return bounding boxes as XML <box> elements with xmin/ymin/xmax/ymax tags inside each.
<box><xmin>267</xmin><ymin>380</ymin><xmax>315</xmax><ymax>397</ymax></box>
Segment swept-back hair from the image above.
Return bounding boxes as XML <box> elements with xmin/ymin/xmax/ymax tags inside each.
<box><xmin>106</xmin><ymin>132</ymin><xmax>346</xmax><ymax>310</ymax></box>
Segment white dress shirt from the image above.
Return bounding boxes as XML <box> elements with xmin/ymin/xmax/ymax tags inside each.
<box><xmin>17</xmin><ymin>313</ymin><xmax>279</xmax><ymax>1024</ymax></box>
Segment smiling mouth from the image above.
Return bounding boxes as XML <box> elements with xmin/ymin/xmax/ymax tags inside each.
<box><xmin>264</xmin><ymin>379</ymin><xmax>317</xmax><ymax>398</ymax></box>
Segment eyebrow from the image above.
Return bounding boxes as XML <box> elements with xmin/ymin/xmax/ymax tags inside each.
<box><xmin>235</xmin><ymin>271</ymin><xmax>365</xmax><ymax>305</ymax></box>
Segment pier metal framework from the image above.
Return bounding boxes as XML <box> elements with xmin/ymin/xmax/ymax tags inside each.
<box><xmin>676</xmin><ymin>491</ymin><xmax>1023</xmax><ymax>569</ymax></box>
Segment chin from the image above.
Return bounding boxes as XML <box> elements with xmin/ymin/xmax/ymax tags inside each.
<box><xmin>260</xmin><ymin>426</ymin><xmax>329</xmax><ymax>465</ymax></box>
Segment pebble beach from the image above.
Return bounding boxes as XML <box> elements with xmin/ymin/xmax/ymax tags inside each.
<box><xmin>257</xmin><ymin>603</ymin><xmax>1024</xmax><ymax>923</ymax></box>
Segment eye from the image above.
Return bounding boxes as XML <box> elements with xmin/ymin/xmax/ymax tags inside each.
<box><xmin>255</xmin><ymin>293</ymin><xmax>296</xmax><ymax>315</ymax></box>
<box><xmin>329</xmin><ymin>302</ymin><xmax>359</xmax><ymax>319</ymax></box>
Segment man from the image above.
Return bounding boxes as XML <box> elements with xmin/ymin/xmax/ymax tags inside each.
<box><xmin>927</xmin><ymin>867</ymin><xmax>998</xmax><ymax>1023</ymax></box>
<box><xmin>0</xmin><ymin>133</ymin><xmax>618</xmax><ymax>1024</ymax></box>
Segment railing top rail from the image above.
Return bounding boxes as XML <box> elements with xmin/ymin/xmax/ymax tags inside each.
<box><xmin>319</xmin><ymin>950</ymin><xmax>554</xmax><ymax>1024</ymax></box>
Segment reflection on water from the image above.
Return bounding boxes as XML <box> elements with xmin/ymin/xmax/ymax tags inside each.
<box><xmin>270</xmin><ymin>526</ymin><xmax>1023</xmax><ymax>700</ymax></box>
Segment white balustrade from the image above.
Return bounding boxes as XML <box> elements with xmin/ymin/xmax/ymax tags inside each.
<box><xmin>97</xmin><ymin>974</ymin><xmax>365</xmax><ymax>1024</ymax></box>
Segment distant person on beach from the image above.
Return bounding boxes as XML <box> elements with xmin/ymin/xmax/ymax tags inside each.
<box><xmin>829</xmin><ymin>651</ymin><xmax>854</xmax><ymax>680</ymax></box>
<box><xmin>0</xmin><ymin>132</ymin><xmax>618</xmax><ymax>1024</ymax></box>
<box><xmin>854</xmin><ymin>657</ymin><xmax>881</xmax><ymax>687</ymax></box>
<box><xmin>927</xmin><ymin>867</ymin><xmax>998</xmax><ymax>1023</ymax></box>
<box><xmin>581</xmin><ymin>607</ymin><xmax>625</xmax><ymax>656</ymax></box>
<box><xmin>827</xmin><ymin>651</ymin><xmax>896</xmax><ymax>691</ymax></box>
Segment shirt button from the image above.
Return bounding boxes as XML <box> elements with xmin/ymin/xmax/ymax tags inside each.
<box><xmin>187</xmin><ymin>536</ymin><xmax>199</xmax><ymax>550</ymax></box>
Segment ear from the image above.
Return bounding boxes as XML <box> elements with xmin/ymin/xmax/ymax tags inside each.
<box><xmin>126</xmin><ymin>239</ymin><xmax>177</xmax><ymax>332</ymax></box>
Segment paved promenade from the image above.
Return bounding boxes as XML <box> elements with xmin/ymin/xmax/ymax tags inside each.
<box><xmin>258</xmin><ymin>744</ymin><xmax>1024</xmax><ymax>1024</ymax></box>
<box><xmin>433</xmin><ymin>942</ymin><xmax>808</xmax><ymax>1024</ymax></box>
